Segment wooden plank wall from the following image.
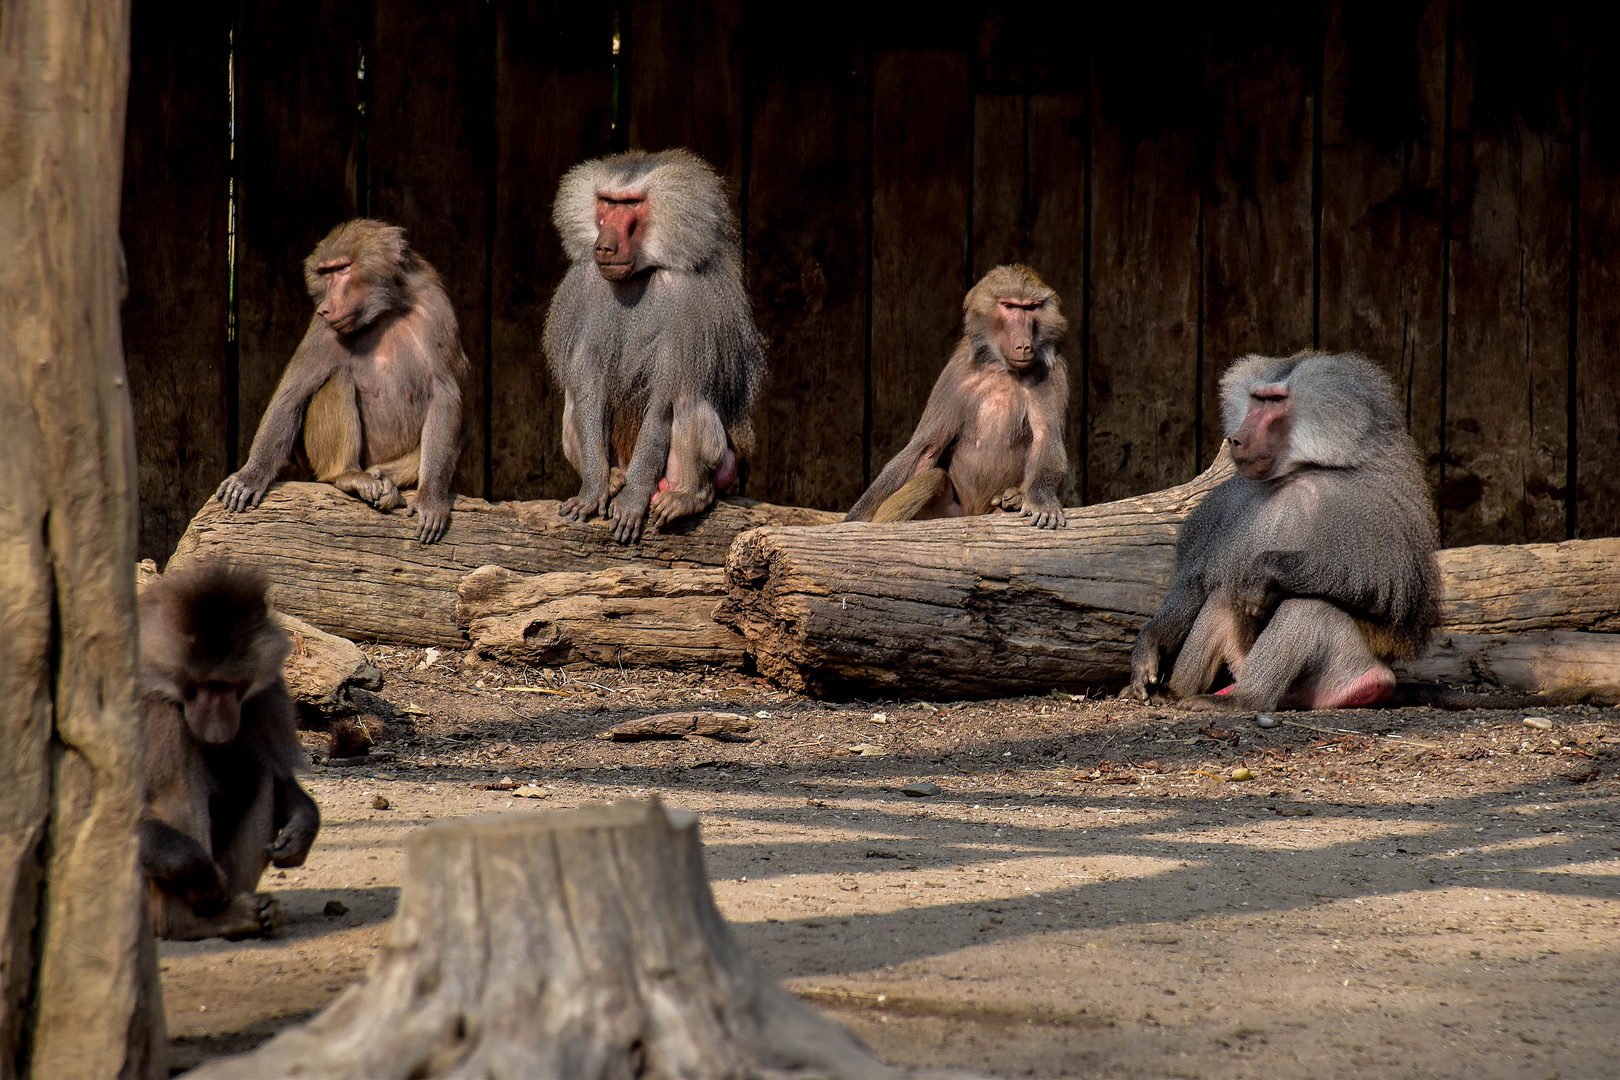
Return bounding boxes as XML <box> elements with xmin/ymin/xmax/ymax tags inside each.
<box><xmin>122</xmin><ymin>0</ymin><xmax>1620</xmax><ymax>562</ymax></box>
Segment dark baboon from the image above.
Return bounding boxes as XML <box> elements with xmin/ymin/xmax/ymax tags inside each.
<box><xmin>847</xmin><ymin>264</ymin><xmax>1070</xmax><ymax>528</ymax></box>
<box><xmin>217</xmin><ymin>219</ymin><xmax>471</xmax><ymax>543</ymax></box>
<box><xmin>544</xmin><ymin>149</ymin><xmax>765</xmax><ymax>544</ymax></box>
<box><xmin>138</xmin><ymin>563</ymin><xmax>320</xmax><ymax>939</ymax></box>
<box><xmin>1128</xmin><ymin>351</ymin><xmax>1441</xmax><ymax>711</ymax></box>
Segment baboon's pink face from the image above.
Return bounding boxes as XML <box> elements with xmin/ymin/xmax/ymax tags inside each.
<box><xmin>593</xmin><ymin>192</ymin><xmax>648</xmax><ymax>282</ymax></box>
<box><xmin>993</xmin><ymin>298</ymin><xmax>1042</xmax><ymax>372</ymax></box>
<box><xmin>314</xmin><ymin>258</ymin><xmax>372</xmax><ymax>334</ymax></box>
<box><xmin>1229</xmin><ymin>383</ymin><xmax>1293</xmax><ymax>480</ymax></box>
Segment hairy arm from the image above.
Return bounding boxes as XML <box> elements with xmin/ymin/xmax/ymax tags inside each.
<box><xmin>218</xmin><ymin>317</ymin><xmax>341</xmax><ymax>511</ymax></box>
<box><xmin>1018</xmin><ymin>361</ymin><xmax>1070</xmax><ymax>528</ymax></box>
<box><xmin>610</xmin><ymin>391</ymin><xmax>675</xmax><ymax>544</ymax></box>
<box><xmin>1126</xmin><ymin>488</ymin><xmax>1232</xmax><ymax>697</ymax></box>
<box><xmin>243</xmin><ymin>682</ymin><xmax>322</xmax><ymax>867</ymax></box>
<box><xmin>408</xmin><ymin>359</ymin><xmax>465</xmax><ymax>543</ymax></box>
<box><xmin>846</xmin><ymin>361</ymin><xmax>967</xmax><ymax>522</ymax></box>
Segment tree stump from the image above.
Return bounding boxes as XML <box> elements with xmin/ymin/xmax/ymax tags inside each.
<box><xmin>187</xmin><ymin>801</ymin><xmax>906</xmax><ymax>1080</ymax></box>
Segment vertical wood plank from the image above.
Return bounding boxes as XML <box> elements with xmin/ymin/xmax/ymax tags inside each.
<box><xmin>745</xmin><ymin>14</ymin><xmax>869</xmax><ymax>509</ymax></box>
<box><xmin>1088</xmin><ymin>12</ymin><xmax>1203</xmax><ymax>503</ymax></box>
<box><xmin>1575</xmin><ymin>29</ymin><xmax>1620</xmax><ymax>539</ymax></box>
<box><xmin>971</xmin><ymin>93</ymin><xmax>1026</xmax><ymax>280</ymax></box>
<box><xmin>626</xmin><ymin>0</ymin><xmax>745</xmax><ymax>193</ymax></box>
<box><xmin>1201</xmin><ymin>5</ymin><xmax>1320</xmax><ymax>467</ymax></box>
<box><xmin>121</xmin><ymin>0</ymin><xmax>231</xmax><ymax>561</ymax></box>
<box><xmin>233</xmin><ymin>0</ymin><xmax>363</xmax><ymax>476</ymax></box>
<box><xmin>1318</xmin><ymin>0</ymin><xmax>1447</xmax><ymax>497</ymax></box>
<box><xmin>869</xmin><ymin>50</ymin><xmax>971</xmax><ymax>475</ymax></box>
<box><xmin>488</xmin><ymin>0</ymin><xmax>614</xmax><ymax>501</ymax></box>
<box><xmin>1444</xmin><ymin>6</ymin><xmax>1574</xmax><ymax>545</ymax></box>
<box><xmin>369</xmin><ymin>0</ymin><xmax>491</xmax><ymax>498</ymax></box>
<box><xmin>1023</xmin><ymin>94</ymin><xmax>1087</xmax><ymax>502</ymax></box>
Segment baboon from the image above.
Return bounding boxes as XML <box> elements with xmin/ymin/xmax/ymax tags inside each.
<box><xmin>138</xmin><ymin>563</ymin><xmax>320</xmax><ymax>939</ymax></box>
<box><xmin>217</xmin><ymin>219</ymin><xmax>471</xmax><ymax>544</ymax></box>
<box><xmin>847</xmin><ymin>264</ymin><xmax>1070</xmax><ymax>528</ymax></box>
<box><xmin>545</xmin><ymin>149</ymin><xmax>765</xmax><ymax>544</ymax></box>
<box><xmin>1128</xmin><ymin>351</ymin><xmax>1441</xmax><ymax>711</ymax></box>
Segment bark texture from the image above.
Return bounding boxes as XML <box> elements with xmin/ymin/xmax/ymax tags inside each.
<box><xmin>187</xmin><ymin>801</ymin><xmax>908</xmax><ymax>1080</ymax></box>
<box><xmin>0</xmin><ymin>0</ymin><xmax>165</xmax><ymax>1074</ymax></box>
<box><xmin>458</xmin><ymin>565</ymin><xmax>747</xmax><ymax>669</ymax></box>
<box><xmin>718</xmin><ymin>454</ymin><xmax>1620</xmax><ymax>697</ymax></box>
<box><xmin>1397</xmin><ymin>631</ymin><xmax>1620</xmax><ymax>703</ymax></box>
<box><xmin>168</xmin><ymin>484</ymin><xmax>840</xmax><ymax>648</ymax></box>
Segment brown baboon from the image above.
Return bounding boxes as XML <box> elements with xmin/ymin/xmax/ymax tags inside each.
<box><xmin>847</xmin><ymin>265</ymin><xmax>1070</xmax><ymax>528</ymax></box>
<box><xmin>138</xmin><ymin>563</ymin><xmax>320</xmax><ymax>939</ymax></box>
<box><xmin>544</xmin><ymin>149</ymin><xmax>765</xmax><ymax>544</ymax></box>
<box><xmin>216</xmin><ymin>219</ymin><xmax>471</xmax><ymax>544</ymax></box>
<box><xmin>1127</xmin><ymin>351</ymin><xmax>1441</xmax><ymax>711</ymax></box>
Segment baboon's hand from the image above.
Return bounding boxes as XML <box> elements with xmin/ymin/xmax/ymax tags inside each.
<box><xmin>990</xmin><ymin>487</ymin><xmax>1024</xmax><ymax>512</ymax></box>
<box><xmin>607</xmin><ymin>488</ymin><xmax>652</xmax><ymax>545</ymax></box>
<box><xmin>408</xmin><ymin>493</ymin><xmax>452</xmax><ymax>544</ymax></box>
<box><xmin>559</xmin><ymin>487</ymin><xmax>610</xmax><ymax>523</ymax></box>
<box><xmin>355</xmin><ymin>467</ymin><xmax>404</xmax><ymax>511</ymax></box>
<box><xmin>268</xmin><ymin>815</ymin><xmax>318</xmax><ymax>869</ymax></box>
<box><xmin>216</xmin><ymin>468</ymin><xmax>272</xmax><ymax>513</ymax></box>
<box><xmin>1126</xmin><ymin>636</ymin><xmax>1162</xmax><ymax>700</ymax></box>
<box><xmin>1236</xmin><ymin>552</ymin><xmax>1292</xmax><ymax>619</ymax></box>
<box><xmin>1022</xmin><ymin>497</ymin><xmax>1066</xmax><ymax>529</ymax></box>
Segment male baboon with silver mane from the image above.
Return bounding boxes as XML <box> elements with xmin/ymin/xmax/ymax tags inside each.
<box><xmin>1128</xmin><ymin>351</ymin><xmax>1441</xmax><ymax>711</ymax></box>
<box><xmin>544</xmin><ymin>149</ymin><xmax>764</xmax><ymax>544</ymax></box>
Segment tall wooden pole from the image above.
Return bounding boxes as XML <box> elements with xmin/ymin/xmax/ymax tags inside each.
<box><xmin>0</xmin><ymin>0</ymin><xmax>166</xmax><ymax>1076</ymax></box>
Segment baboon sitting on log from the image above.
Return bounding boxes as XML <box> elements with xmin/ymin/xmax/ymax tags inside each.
<box><xmin>1128</xmin><ymin>351</ymin><xmax>1441</xmax><ymax>711</ymax></box>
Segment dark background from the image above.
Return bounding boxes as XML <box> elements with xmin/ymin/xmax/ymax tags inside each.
<box><xmin>121</xmin><ymin>1</ymin><xmax>1620</xmax><ymax>561</ymax></box>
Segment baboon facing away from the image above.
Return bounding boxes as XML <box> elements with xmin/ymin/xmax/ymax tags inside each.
<box><xmin>1128</xmin><ymin>351</ymin><xmax>1441</xmax><ymax>711</ymax></box>
<box><xmin>138</xmin><ymin>563</ymin><xmax>320</xmax><ymax>939</ymax></box>
<box><xmin>217</xmin><ymin>219</ymin><xmax>471</xmax><ymax>544</ymax></box>
<box><xmin>545</xmin><ymin>149</ymin><xmax>765</xmax><ymax>544</ymax></box>
<box><xmin>847</xmin><ymin>264</ymin><xmax>1070</xmax><ymax>527</ymax></box>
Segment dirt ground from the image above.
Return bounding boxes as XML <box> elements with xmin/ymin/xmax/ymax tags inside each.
<box><xmin>161</xmin><ymin>645</ymin><xmax>1620</xmax><ymax>1078</ymax></box>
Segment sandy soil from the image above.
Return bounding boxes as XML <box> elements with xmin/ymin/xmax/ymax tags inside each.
<box><xmin>162</xmin><ymin>645</ymin><xmax>1620</xmax><ymax>1078</ymax></box>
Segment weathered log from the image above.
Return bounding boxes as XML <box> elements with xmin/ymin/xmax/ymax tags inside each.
<box><xmin>599</xmin><ymin>712</ymin><xmax>755</xmax><ymax>741</ymax></box>
<box><xmin>717</xmin><ymin>454</ymin><xmax>1620</xmax><ymax>697</ymax></box>
<box><xmin>458</xmin><ymin>564</ymin><xmax>747</xmax><ymax>669</ymax></box>
<box><xmin>717</xmin><ymin>456</ymin><xmax>1235</xmax><ymax>696</ymax></box>
<box><xmin>1</xmin><ymin>0</ymin><xmax>165</xmax><ymax>1073</ymax></box>
<box><xmin>187</xmin><ymin>801</ymin><xmax>912</xmax><ymax>1080</ymax></box>
<box><xmin>167</xmin><ymin>484</ymin><xmax>840</xmax><ymax>648</ymax></box>
<box><xmin>1396</xmin><ymin>631</ymin><xmax>1620</xmax><ymax>704</ymax></box>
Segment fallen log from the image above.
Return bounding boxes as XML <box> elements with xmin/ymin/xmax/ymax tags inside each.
<box><xmin>717</xmin><ymin>455</ymin><xmax>1620</xmax><ymax>697</ymax></box>
<box><xmin>187</xmin><ymin>801</ymin><xmax>923</xmax><ymax>1080</ymax></box>
<box><xmin>166</xmin><ymin>484</ymin><xmax>839</xmax><ymax>648</ymax></box>
<box><xmin>1396</xmin><ymin>631</ymin><xmax>1620</xmax><ymax>704</ymax></box>
<box><xmin>598</xmin><ymin>711</ymin><xmax>755</xmax><ymax>740</ymax></box>
<box><xmin>458</xmin><ymin>564</ymin><xmax>747</xmax><ymax>669</ymax></box>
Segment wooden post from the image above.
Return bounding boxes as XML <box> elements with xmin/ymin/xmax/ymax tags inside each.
<box><xmin>0</xmin><ymin>0</ymin><xmax>166</xmax><ymax>1075</ymax></box>
<box><xmin>188</xmin><ymin>802</ymin><xmax>909</xmax><ymax>1079</ymax></box>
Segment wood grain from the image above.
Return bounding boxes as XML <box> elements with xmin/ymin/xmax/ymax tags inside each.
<box><xmin>1318</xmin><ymin>0</ymin><xmax>1447</xmax><ymax>495</ymax></box>
<box><xmin>0</xmin><ymin>0</ymin><xmax>163</xmax><ymax>1070</ymax></box>
<box><xmin>626</xmin><ymin>0</ymin><xmax>746</xmax><ymax>192</ymax></box>
<box><xmin>232</xmin><ymin>0</ymin><xmax>363</xmax><ymax>468</ymax></box>
<box><xmin>167</xmin><ymin>483</ymin><xmax>839</xmax><ymax>648</ymax></box>
<box><xmin>1442</xmin><ymin>7</ymin><xmax>1574</xmax><ymax>545</ymax></box>
<box><xmin>1087</xmin><ymin>14</ymin><xmax>1202</xmax><ymax>502</ymax></box>
<box><xmin>1397</xmin><ymin>631</ymin><xmax>1620</xmax><ymax>703</ymax></box>
<box><xmin>870</xmin><ymin>49</ymin><xmax>972</xmax><ymax>477</ymax></box>
<box><xmin>488</xmin><ymin>0</ymin><xmax>613</xmax><ymax>501</ymax></box>
<box><xmin>744</xmin><ymin>16</ymin><xmax>869</xmax><ymax>508</ymax></box>
<box><xmin>369</xmin><ymin>0</ymin><xmax>491</xmax><ymax>498</ymax></box>
<box><xmin>121</xmin><ymin>1</ymin><xmax>231</xmax><ymax>562</ymax></box>
<box><xmin>1575</xmin><ymin>31</ymin><xmax>1620</xmax><ymax>539</ymax></box>
<box><xmin>186</xmin><ymin>802</ymin><xmax>900</xmax><ymax>1079</ymax></box>
<box><xmin>458</xmin><ymin>565</ymin><xmax>746</xmax><ymax>669</ymax></box>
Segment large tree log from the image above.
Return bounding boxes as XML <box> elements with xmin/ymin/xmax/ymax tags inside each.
<box><xmin>458</xmin><ymin>564</ymin><xmax>748</xmax><ymax>669</ymax></box>
<box><xmin>1396</xmin><ymin>631</ymin><xmax>1620</xmax><ymax>703</ymax></box>
<box><xmin>188</xmin><ymin>801</ymin><xmax>928</xmax><ymax>1080</ymax></box>
<box><xmin>0</xmin><ymin>0</ymin><xmax>165</xmax><ymax>1074</ymax></box>
<box><xmin>717</xmin><ymin>456</ymin><xmax>1620</xmax><ymax>697</ymax></box>
<box><xmin>167</xmin><ymin>484</ymin><xmax>840</xmax><ymax>648</ymax></box>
